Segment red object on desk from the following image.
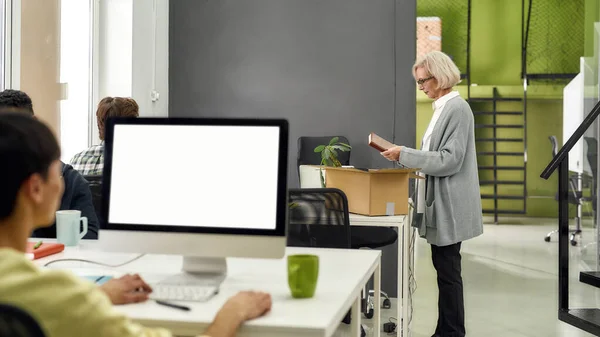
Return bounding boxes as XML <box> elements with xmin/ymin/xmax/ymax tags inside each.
<box><xmin>25</xmin><ymin>242</ymin><xmax>65</xmax><ymax>260</ymax></box>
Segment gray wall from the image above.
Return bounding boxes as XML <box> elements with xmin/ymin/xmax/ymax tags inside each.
<box><xmin>170</xmin><ymin>0</ymin><xmax>416</xmax><ymax>297</ymax></box>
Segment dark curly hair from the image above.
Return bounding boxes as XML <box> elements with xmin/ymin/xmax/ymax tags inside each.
<box><xmin>0</xmin><ymin>89</ymin><xmax>34</xmax><ymax>115</ymax></box>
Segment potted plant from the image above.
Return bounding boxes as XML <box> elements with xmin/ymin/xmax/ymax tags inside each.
<box><xmin>313</xmin><ymin>137</ymin><xmax>352</xmax><ymax>187</ymax></box>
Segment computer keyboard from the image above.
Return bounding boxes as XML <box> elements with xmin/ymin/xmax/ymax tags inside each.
<box><xmin>150</xmin><ymin>284</ymin><xmax>218</xmax><ymax>302</ymax></box>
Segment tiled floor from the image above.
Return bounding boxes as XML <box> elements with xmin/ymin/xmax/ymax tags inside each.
<box><xmin>334</xmin><ymin>220</ymin><xmax>600</xmax><ymax>337</ymax></box>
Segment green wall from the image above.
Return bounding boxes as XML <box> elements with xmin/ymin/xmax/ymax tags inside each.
<box><xmin>470</xmin><ymin>0</ymin><xmax>522</xmax><ymax>85</ymax></box>
<box><xmin>416</xmin><ymin>0</ymin><xmax>588</xmax><ymax>218</ymax></box>
<box><xmin>585</xmin><ymin>0</ymin><xmax>600</xmax><ymax>56</ymax></box>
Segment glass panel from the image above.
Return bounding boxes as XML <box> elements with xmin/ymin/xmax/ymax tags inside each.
<box><xmin>59</xmin><ymin>0</ymin><xmax>92</xmax><ymax>162</ymax></box>
<box><xmin>579</xmin><ymin>54</ymin><xmax>598</xmax><ymax>272</ymax></box>
<box><xmin>560</xmin><ymin>25</ymin><xmax>600</xmax><ymax>333</ymax></box>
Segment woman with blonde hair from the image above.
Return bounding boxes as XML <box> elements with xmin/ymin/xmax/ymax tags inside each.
<box><xmin>382</xmin><ymin>51</ymin><xmax>482</xmax><ymax>337</ymax></box>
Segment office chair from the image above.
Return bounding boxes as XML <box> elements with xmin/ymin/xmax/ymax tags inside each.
<box><xmin>83</xmin><ymin>175</ymin><xmax>104</xmax><ymax>229</ymax></box>
<box><xmin>0</xmin><ymin>304</ymin><xmax>46</xmax><ymax>337</ymax></box>
<box><xmin>544</xmin><ymin>136</ymin><xmax>583</xmax><ymax>245</ymax></box>
<box><xmin>288</xmin><ymin>188</ymin><xmax>351</xmax><ymax>249</ymax></box>
<box><xmin>288</xmin><ymin>188</ymin><xmax>396</xmax><ymax>324</ymax></box>
<box><xmin>297</xmin><ymin>136</ymin><xmax>351</xmax><ymax>183</ymax></box>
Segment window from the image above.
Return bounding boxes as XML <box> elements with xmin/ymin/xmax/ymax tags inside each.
<box><xmin>59</xmin><ymin>0</ymin><xmax>93</xmax><ymax>162</ymax></box>
<box><xmin>7</xmin><ymin>0</ymin><xmax>93</xmax><ymax>163</ymax></box>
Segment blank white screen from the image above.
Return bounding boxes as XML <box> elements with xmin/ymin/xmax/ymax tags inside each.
<box><xmin>108</xmin><ymin>124</ymin><xmax>280</xmax><ymax>230</ymax></box>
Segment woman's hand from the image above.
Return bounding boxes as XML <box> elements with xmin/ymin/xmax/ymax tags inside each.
<box><xmin>381</xmin><ymin>146</ymin><xmax>402</xmax><ymax>161</ymax></box>
<box><xmin>99</xmin><ymin>274</ymin><xmax>153</xmax><ymax>305</ymax></box>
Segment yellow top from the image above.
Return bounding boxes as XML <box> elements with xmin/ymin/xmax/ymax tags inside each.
<box><xmin>0</xmin><ymin>248</ymin><xmax>175</xmax><ymax>337</ymax></box>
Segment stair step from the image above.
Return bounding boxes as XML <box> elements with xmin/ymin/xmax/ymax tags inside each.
<box><xmin>475</xmin><ymin>124</ymin><xmax>524</xmax><ymax>129</ymax></box>
<box><xmin>560</xmin><ymin>309</ymin><xmax>600</xmax><ymax>336</ymax></box>
<box><xmin>482</xmin><ymin>209</ymin><xmax>527</xmax><ymax>214</ymax></box>
<box><xmin>479</xmin><ymin>166</ymin><xmax>525</xmax><ymax>170</ymax></box>
<box><xmin>473</xmin><ymin>111</ymin><xmax>523</xmax><ymax>116</ymax></box>
<box><xmin>469</xmin><ymin>97</ymin><xmax>523</xmax><ymax>102</ymax></box>
<box><xmin>481</xmin><ymin>194</ymin><xmax>526</xmax><ymax>200</ymax></box>
<box><xmin>480</xmin><ymin>180</ymin><xmax>525</xmax><ymax>185</ymax></box>
<box><xmin>478</xmin><ymin>152</ymin><xmax>524</xmax><ymax>156</ymax></box>
<box><xmin>476</xmin><ymin>138</ymin><xmax>524</xmax><ymax>142</ymax></box>
<box><xmin>580</xmin><ymin>271</ymin><xmax>600</xmax><ymax>288</ymax></box>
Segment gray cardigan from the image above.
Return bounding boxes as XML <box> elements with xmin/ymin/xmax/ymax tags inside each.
<box><xmin>399</xmin><ymin>96</ymin><xmax>483</xmax><ymax>246</ymax></box>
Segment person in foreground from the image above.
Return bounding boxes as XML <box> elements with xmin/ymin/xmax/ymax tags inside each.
<box><xmin>382</xmin><ymin>51</ymin><xmax>483</xmax><ymax>337</ymax></box>
<box><xmin>70</xmin><ymin>96</ymin><xmax>140</xmax><ymax>176</ymax></box>
<box><xmin>0</xmin><ymin>112</ymin><xmax>272</xmax><ymax>337</ymax></box>
<box><xmin>0</xmin><ymin>89</ymin><xmax>99</xmax><ymax>239</ymax></box>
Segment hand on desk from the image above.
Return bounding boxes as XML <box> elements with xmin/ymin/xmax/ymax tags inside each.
<box><xmin>99</xmin><ymin>274</ymin><xmax>153</xmax><ymax>305</ymax></box>
<box><xmin>204</xmin><ymin>291</ymin><xmax>272</xmax><ymax>337</ymax></box>
<box><xmin>220</xmin><ymin>291</ymin><xmax>272</xmax><ymax>321</ymax></box>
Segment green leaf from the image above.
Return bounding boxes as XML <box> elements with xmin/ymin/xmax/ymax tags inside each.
<box><xmin>338</xmin><ymin>142</ymin><xmax>352</xmax><ymax>149</ymax></box>
<box><xmin>331</xmin><ymin>145</ymin><xmax>350</xmax><ymax>152</ymax></box>
<box><xmin>323</xmin><ymin>147</ymin><xmax>332</xmax><ymax>162</ymax></box>
<box><xmin>329</xmin><ymin>137</ymin><xmax>339</xmax><ymax>145</ymax></box>
<box><xmin>314</xmin><ymin>145</ymin><xmax>325</xmax><ymax>153</ymax></box>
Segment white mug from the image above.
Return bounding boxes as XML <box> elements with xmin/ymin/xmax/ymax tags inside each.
<box><xmin>56</xmin><ymin>210</ymin><xmax>88</xmax><ymax>246</ymax></box>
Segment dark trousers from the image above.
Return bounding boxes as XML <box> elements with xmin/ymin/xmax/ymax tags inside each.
<box><xmin>431</xmin><ymin>242</ymin><xmax>465</xmax><ymax>337</ymax></box>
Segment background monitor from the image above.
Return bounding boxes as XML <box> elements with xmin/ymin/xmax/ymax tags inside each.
<box><xmin>99</xmin><ymin>117</ymin><xmax>288</xmax><ymax>275</ymax></box>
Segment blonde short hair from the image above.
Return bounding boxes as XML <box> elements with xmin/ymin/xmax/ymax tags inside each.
<box><xmin>412</xmin><ymin>51</ymin><xmax>461</xmax><ymax>89</ymax></box>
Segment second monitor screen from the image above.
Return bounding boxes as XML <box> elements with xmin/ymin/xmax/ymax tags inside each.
<box><xmin>107</xmin><ymin>124</ymin><xmax>281</xmax><ymax>230</ymax></box>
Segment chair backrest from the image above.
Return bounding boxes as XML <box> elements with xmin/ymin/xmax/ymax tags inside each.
<box><xmin>549</xmin><ymin>135</ymin><xmax>559</xmax><ymax>157</ymax></box>
<box><xmin>287</xmin><ymin>188</ymin><xmax>351</xmax><ymax>249</ymax></box>
<box><xmin>0</xmin><ymin>304</ymin><xmax>46</xmax><ymax>337</ymax></box>
<box><xmin>297</xmin><ymin>136</ymin><xmax>351</xmax><ymax>180</ymax></box>
<box><xmin>83</xmin><ymin>175</ymin><xmax>104</xmax><ymax>228</ymax></box>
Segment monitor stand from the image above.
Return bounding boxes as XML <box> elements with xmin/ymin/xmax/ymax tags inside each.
<box><xmin>183</xmin><ymin>256</ymin><xmax>227</xmax><ymax>275</ymax></box>
<box><xmin>156</xmin><ymin>257</ymin><xmax>227</xmax><ymax>286</ymax></box>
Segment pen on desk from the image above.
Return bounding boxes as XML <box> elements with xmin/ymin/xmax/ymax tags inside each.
<box><xmin>33</xmin><ymin>241</ymin><xmax>43</xmax><ymax>250</ymax></box>
<box><xmin>155</xmin><ymin>300</ymin><xmax>191</xmax><ymax>312</ymax></box>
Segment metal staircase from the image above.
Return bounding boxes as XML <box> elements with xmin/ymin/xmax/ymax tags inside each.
<box><xmin>469</xmin><ymin>88</ymin><xmax>527</xmax><ymax>223</ymax></box>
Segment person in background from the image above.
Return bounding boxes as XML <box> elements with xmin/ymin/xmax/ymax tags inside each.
<box><xmin>0</xmin><ymin>89</ymin><xmax>98</xmax><ymax>239</ymax></box>
<box><xmin>70</xmin><ymin>97</ymin><xmax>139</xmax><ymax>176</ymax></box>
<box><xmin>0</xmin><ymin>112</ymin><xmax>272</xmax><ymax>337</ymax></box>
<box><xmin>382</xmin><ymin>51</ymin><xmax>483</xmax><ymax>337</ymax></box>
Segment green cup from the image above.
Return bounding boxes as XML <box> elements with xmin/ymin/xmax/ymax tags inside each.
<box><xmin>287</xmin><ymin>254</ymin><xmax>319</xmax><ymax>298</ymax></box>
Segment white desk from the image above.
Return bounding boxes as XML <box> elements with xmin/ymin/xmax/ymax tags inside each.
<box><xmin>35</xmin><ymin>246</ymin><xmax>381</xmax><ymax>337</ymax></box>
<box><xmin>349</xmin><ymin>213</ymin><xmax>411</xmax><ymax>337</ymax></box>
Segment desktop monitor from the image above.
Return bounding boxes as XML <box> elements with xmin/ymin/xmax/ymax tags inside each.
<box><xmin>99</xmin><ymin>117</ymin><xmax>288</xmax><ymax>277</ymax></box>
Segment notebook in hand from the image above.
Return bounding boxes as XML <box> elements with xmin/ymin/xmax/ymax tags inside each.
<box><xmin>26</xmin><ymin>242</ymin><xmax>65</xmax><ymax>260</ymax></box>
<box><xmin>368</xmin><ymin>133</ymin><xmax>395</xmax><ymax>152</ymax></box>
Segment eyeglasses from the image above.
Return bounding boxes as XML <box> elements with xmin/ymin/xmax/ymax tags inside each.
<box><xmin>416</xmin><ymin>76</ymin><xmax>434</xmax><ymax>85</ymax></box>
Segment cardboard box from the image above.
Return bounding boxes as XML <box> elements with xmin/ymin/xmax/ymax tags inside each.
<box><xmin>325</xmin><ymin>167</ymin><xmax>420</xmax><ymax>216</ymax></box>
